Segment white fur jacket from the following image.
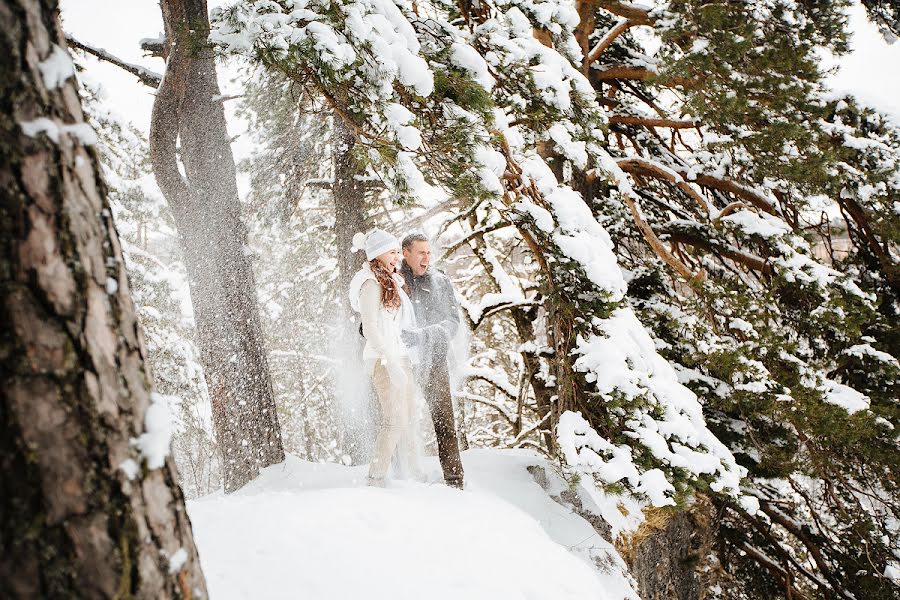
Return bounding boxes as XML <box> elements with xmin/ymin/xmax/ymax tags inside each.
<box><xmin>348</xmin><ymin>262</ymin><xmax>420</xmax><ymax>372</ymax></box>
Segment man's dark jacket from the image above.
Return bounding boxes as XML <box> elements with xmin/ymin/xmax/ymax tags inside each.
<box><xmin>399</xmin><ymin>261</ymin><xmax>461</xmax><ymax>350</ymax></box>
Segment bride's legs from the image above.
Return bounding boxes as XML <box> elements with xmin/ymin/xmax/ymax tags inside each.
<box><xmin>396</xmin><ymin>363</ymin><xmax>425</xmax><ymax>480</ymax></box>
<box><xmin>369</xmin><ymin>362</ymin><xmax>405</xmax><ymax>481</ymax></box>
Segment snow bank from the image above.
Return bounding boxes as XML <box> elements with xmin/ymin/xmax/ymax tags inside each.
<box><xmin>188</xmin><ymin>450</ymin><xmax>639</xmax><ymax>599</ymax></box>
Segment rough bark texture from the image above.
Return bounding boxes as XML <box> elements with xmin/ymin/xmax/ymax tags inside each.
<box><xmin>0</xmin><ymin>1</ymin><xmax>208</xmax><ymax>597</ymax></box>
<box><xmin>332</xmin><ymin>117</ymin><xmax>374</xmax><ymax>464</ymax></box>
<box><xmin>149</xmin><ymin>0</ymin><xmax>284</xmax><ymax>492</ymax></box>
<box><xmin>621</xmin><ymin>509</ymin><xmax>710</xmax><ymax>600</ymax></box>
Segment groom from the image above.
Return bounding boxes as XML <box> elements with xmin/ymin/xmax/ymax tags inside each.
<box><xmin>400</xmin><ymin>233</ymin><xmax>465</xmax><ymax>489</ymax></box>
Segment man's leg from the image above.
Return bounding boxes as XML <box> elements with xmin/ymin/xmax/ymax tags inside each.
<box><xmin>424</xmin><ymin>360</ymin><xmax>465</xmax><ymax>488</ymax></box>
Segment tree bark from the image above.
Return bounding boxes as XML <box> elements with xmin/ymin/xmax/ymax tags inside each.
<box><xmin>0</xmin><ymin>1</ymin><xmax>207</xmax><ymax>597</ymax></box>
<box><xmin>332</xmin><ymin>117</ymin><xmax>374</xmax><ymax>464</ymax></box>
<box><xmin>150</xmin><ymin>0</ymin><xmax>284</xmax><ymax>493</ymax></box>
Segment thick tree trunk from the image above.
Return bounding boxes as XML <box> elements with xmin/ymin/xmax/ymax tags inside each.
<box><xmin>150</xmin><ymin>0</ymin><xmax>284</xmax><ymax>492</ymax></box>
<box><xmin>332</xmin><ymin>117</ymin><xmax>374</xmax><ymax>464</ymax></box>
<box><xmin>0</xmin><ymin>2</ymin><xmax>207</xmax><ymax>597</ymax></box>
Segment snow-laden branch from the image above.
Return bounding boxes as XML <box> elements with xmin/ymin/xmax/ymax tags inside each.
<box><xmin>65</xmin><ymin>35</ymin><xmax>162</xmax><ymax>88</ymax></box>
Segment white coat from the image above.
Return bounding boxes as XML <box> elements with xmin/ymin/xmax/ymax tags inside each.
<box><xmin>348</xmin><ymin>262</ymin><xmax>420</xmax><ymax>378</ymax></box>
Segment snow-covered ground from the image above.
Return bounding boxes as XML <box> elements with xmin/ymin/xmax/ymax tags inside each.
<box><xmin>188</xmin><ymin>449</ymin><xmax>640</xmax><ymax>600</ymax></box>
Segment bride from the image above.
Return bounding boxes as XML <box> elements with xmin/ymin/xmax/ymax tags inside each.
<box><xmin>348</xmin><ymin>229</ymin><xmax>424</xmax><ymax>487</ymax></box>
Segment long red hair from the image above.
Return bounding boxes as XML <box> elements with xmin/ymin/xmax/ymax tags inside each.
<box><xmin>369</xmin><ymin>259</ymin><xmax>401</xmax><ymax>309</ymax></box>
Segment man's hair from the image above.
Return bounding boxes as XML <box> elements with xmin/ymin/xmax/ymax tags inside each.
<box><xmin>402</xmin><ymin>232</ymin><xmax>429</xmax><ymax>250</ymax></box>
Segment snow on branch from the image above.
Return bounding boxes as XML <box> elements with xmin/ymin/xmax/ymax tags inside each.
<box><xmin>583</xmin><ymin>18</ymin><xmax>635</xmax><ymax>72</ymax></box>
<box><xmin>462</xmin><ymin>366</ymin><xmax>520</xmax><ymax>400</ymax></box>
<box><xmin>65</xmin><ymin>35</ymin><xmax>162</xmax><ymax>88</ymax></box>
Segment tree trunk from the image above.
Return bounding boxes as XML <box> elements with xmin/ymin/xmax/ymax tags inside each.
<box><xmin>0</xmin><ymin>2</ymin><xmax>207</xmax><ymax>597</ymax></box>
<box><xmin>150</xmin><ymin>0</ymin><xmax>284</xmax><ymax>492</ymax></box>
<box><xmin>332</xmin><ymin>117</ymin><xmax>374</xmax><ymax>464</ymax></box>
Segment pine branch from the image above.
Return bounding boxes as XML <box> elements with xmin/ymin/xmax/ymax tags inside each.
<box><xmin>583</xmin><ymin>18</ymin><xmax>635</xmax><ymax>72</ymax></box>
<box><xmin>458</xmin><ymin>391</ymin><xmax>517</xmax><ymax>424</ymax></box>
<box><xmin>609</xmin><ymin>116</ymin><xmax>698</xmax><ymax>129</ymax></box>
<box><xmin>735</xmin><ymin>542</ymin><xmax>813</xmax><ymax>600</ymax></box>
<box><xmin>663</xmin><ymin>228</ymin><xmax>772</xmax><ymax>275</ymax></box>
<box><xmin>591</xmin><ymin>65</ymin><xmax>694</xmax><ymax>88</ymax></box>
<box><xmin>597</xmin><ymin>0</ymin><xmax>654</xmax><ymax>23</ymax></box>
<box><xmin>616</xmin><ymin>156</ymin><xmax>711</xmax><ymax>214</ymax></box>
<box><xmin>65</xmin><ymin>35</ymin><xmax>162</xmax><ymax>88</ymax></box>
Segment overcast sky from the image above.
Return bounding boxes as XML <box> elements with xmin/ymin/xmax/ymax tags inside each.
<box><xmin>59</xmin><ymin>0</ymin><xmax>900</xmax><ymax>139</ymax></box>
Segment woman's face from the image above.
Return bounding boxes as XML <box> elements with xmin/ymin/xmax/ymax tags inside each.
<box><xmin>375</xmin><ymin>248</ymin><xmax>401</xmax><ymax>272</ymax></box>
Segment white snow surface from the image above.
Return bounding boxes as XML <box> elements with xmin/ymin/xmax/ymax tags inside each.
<box><xmin>188</xmin><ymin>449</ymin><xmax>640</xmax><ymax>600</ymax></box>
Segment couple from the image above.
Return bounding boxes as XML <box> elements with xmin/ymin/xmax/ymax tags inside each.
<box><xmin>348</xmin><ymin>229</ymin><xmax>465</xmax><ymax>489</ymax></box>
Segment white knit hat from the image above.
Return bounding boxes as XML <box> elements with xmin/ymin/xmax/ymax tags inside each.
<box><xmin>352</xmin><ymin>229</ymin><xmax>400</xmax><ymax>261</ymax></box>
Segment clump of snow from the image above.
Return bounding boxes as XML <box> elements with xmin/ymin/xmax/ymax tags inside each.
<box><xmin>739</xmin><ymin>494</ymin><xmax>760</xmax><ymax>516</ymax></box>
<box><xmin>820</xmin><ymin>378</ymin><xmax>870</xmax><ymax>414</ymax></box>
<box><xmin>135</xmin><ymin>392</ymin><xmax>175</xmax><ymax>469</ymax></box>
<box><xmin>383</xmin><ymin>103</ymin><xmax>422</xmax><ymax>151</ymax></box>
<box><xmin>722</xmin><ymin>209</ymin><xmax>791</xmax><ymax>239</ymax></box>
<box><xmin>119</xmin><ymin>458</ymin><xmax>140</xmax><ymax>481</ymax></box>
<box><xmin>168</xmin><ymin>548</ymin><xmax>189</xmax><ymax>574</ymax></box>
<box><xmin>21</xmin><ymin>118</ymin><xmax>98</xmax><ymax>146</ymax></box>
<box><xmin>473</xmin><ymin>145</ymin><xmax>506</xmax><ymax>194</ymax></box>
<box><xmin>450</xmin><ymin>42</ymin><xmax>495</xmax><ymax>91</ymax></box>
<box><xmin>885</xmin><ymin>561</ymin><xmax>900</xmax><ymax>585</ymax></box>
<box><xmin>843</xmin><ymin>343</ymin><xmax>900</xmax><ymax>367</ymax></box>
<box><xmin>38</xmin><ymin>44</ymin><xmax>75</xmax><ymax>90</ymax></box>
<box><xmin>548</xmin><ymin>123</ymin><xmax>588</xmax><ymax>169</ymax></box>
<box><xmin>105</xmin><ymin>277</ymin><xmax>119</xmax><ymax>295</ymax></box>
<box><xmin>395</xmin><ymin>151</ymin><xmax>427</xmax><ymax>193</ymax></box>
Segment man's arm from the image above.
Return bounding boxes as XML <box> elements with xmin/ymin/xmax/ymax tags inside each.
<box><xmin>440</xmin><ymin>273</ymin><xmax>461</xmax><ymax>338</ymax></box>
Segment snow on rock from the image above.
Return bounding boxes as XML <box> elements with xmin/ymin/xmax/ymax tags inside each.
<box><xmin>188</xmin><ymin>450</ymin><xmax>640</xmax><ymax>600</ymax></box>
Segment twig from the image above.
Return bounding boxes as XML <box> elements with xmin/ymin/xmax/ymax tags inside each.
<box><xmin>66</xmin><ymin>35</ymin><xmax>162</xmax><ymax>88</ymax></box>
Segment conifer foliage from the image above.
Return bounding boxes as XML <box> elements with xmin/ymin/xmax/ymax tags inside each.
<box><xmin>209</xmin><ymin>0</ymin><xmax>898</xmax><ymax>596</ymax></box>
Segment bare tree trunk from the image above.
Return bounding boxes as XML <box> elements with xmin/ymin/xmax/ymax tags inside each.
<box><xmin>0</xmin><ymin>2</ymin><xmax>207</xmax><ymax>597</ymax></box>
<box><xmin>332</xmin><ymin>117</ymin><xmax>375</xmax><ymax>464</ymax></box>
<box><xmin>150</xmin><ymin>0</ymin><xmax>284</xmax><ymax>492</ymax></box>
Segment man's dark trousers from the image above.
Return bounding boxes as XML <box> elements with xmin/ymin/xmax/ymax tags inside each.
<box><xmin>421</xmin><ymin>347</ymin><xmax>464</xmax><ymax>488</ymax></box>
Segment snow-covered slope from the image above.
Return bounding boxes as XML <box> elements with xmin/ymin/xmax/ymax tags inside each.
<box><xmin>188</xmin><ymin>449</ymin><xmax>640</xmax><ymax>599</ymax></box>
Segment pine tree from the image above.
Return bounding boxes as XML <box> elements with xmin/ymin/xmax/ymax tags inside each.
<box><xmin>0</xmin><ymin>2</ymin><xmax>207</xmax><ymax>595</ymax></box>
<box><xmin>151</xmin><ymin>0</ymin><xmax>285</xmax><ymax>492</ymax></box>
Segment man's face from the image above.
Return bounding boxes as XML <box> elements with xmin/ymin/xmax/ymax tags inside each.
<box><xmin>403</xmin><ymin>240</ymin><xmax>431</xmax><ymax>276</ymax></box>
